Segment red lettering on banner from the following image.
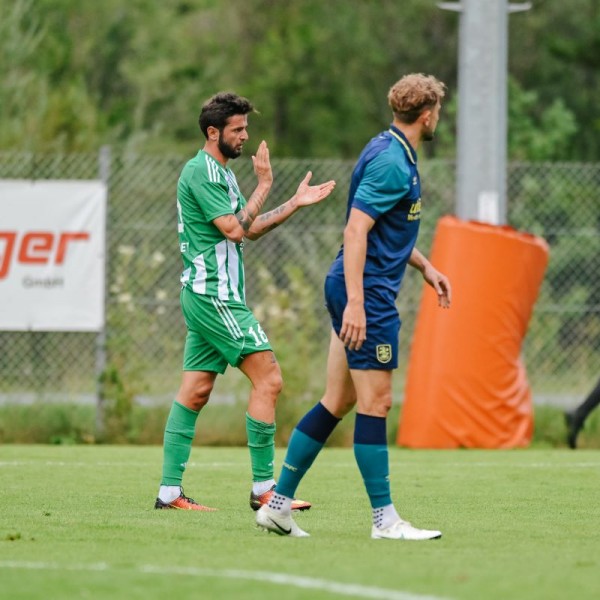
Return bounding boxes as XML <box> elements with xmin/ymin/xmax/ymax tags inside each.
<box><xmin>55</xmin><ymin>232</ymin><xmax>90</xmax><ymax>264</ymax></box>
<box><xmin>0</xmin><ymin>231</ymin><xmax>90</xmax><ymax>280</ymax></box>
<box><xmin>0</xmin><ymin>232</ymin><xmax>17</xmax><ymax>279</ymax></box>
<box><xmin>18</xmin><ymin>232</ymin><xmax>53</xmax><ymax>264</ymax></box>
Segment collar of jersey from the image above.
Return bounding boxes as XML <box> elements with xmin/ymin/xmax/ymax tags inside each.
<box><xmin>201</xmin><ymin>149</ymin><xmax>227</xmax><ymax>170</ymax></box>
<box><xmin>388</xmin><ymin>126</ymin><xmax>416</xmax><ymax>165</ymax></box>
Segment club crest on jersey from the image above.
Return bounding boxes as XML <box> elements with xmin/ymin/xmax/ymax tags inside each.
<box><xmin>376</xmin><ymin>344</ymin><xmax>392</xmax><ymax>364</ymax></box>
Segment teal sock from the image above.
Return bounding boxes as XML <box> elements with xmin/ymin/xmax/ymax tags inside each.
<box><xmin>276</xmin><ymin>402</ymin><xmax>341</xmax><ymax>498</ymax></box>
<box><xmin>353</xmin><ymin>413</ymin><xmax>392</xmax><ymax>509</ymax></box>
<box><xmin>276</xmin><ymin>429</ymin><xmax>324</xmax><ymax>498</ymax></box>
<box><xmin>161</xmin><ymin>401</ymin><xmax>199</xmax><ymax>486</ymax></box>
<box><xmin>246</xmin><ymin>413</ymin><xmax>276</xmax><ymax>482</ymax></box>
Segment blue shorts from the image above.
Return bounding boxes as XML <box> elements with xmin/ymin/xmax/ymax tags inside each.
<box><xmin>324</xmin><ymin>276</ymin><xmax>400</xmax><ymax>370</ymax></box>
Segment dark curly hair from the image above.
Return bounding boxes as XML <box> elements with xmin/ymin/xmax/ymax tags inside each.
<box><xmin>198</xmin><ymin>92</ymin><xmax>255</xmax><ymax>138</ymax></box>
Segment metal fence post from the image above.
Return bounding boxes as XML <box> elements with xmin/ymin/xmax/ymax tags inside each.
<box><xmin>439</xmin><ymin>0</ymin><xmax>531</xmax><ymax>224</ymax></box>
<box><xmin>95</xmin><ymin>145</ymin><xmax>111</xmax><ymax>438</ymax></box>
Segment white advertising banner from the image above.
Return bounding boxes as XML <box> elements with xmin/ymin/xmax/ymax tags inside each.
<box><xmin>0</xmin><ymin>180</ymin><xmax>106</xmax><ymax>331</ymax></box>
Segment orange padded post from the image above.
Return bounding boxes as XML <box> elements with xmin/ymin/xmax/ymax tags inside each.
<box><xmin>397</xmin><ymin>216</ymin><xmax>549</xmax><ymax>449</ymax></box>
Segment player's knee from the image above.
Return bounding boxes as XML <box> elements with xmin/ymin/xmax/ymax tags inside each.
<box><xmin>323</xmin><ymin>392</ymin><xmax>356</xmax><ymax>418</ymax></box>
<box><xmin>259</xmin><ymin>367</ymin><xmax>283</xmax><ymax>400</ymax></box>
<box><xmin>268</xmin><ymin>369</ymin><xmax>284</xmax><ymax>398</ymax></box>
<box><xmin>379</xmin><ymin>393</ymin><xmax>393</xmax><ymax>416</ymax></box>
<box><xmin>178</xmin><ymin>380</ymin><xmax>214</xmax><ymax>411</ymax></box>
<box><xmin>359</xmin><ymin>392</ymin><xmax>392</xmax><ymax>417</ymax></box>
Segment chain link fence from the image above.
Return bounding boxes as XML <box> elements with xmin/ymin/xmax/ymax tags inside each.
<box><xmin>1</xmin><ymin>151</ymin><xmax>599</xmax><ymax>413</ymax></box>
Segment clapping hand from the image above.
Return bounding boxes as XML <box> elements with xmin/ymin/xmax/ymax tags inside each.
<box><xmin>252</xmin><ymin>141</ymin><xmax>273</xmax><ymax>186</ymax></box>
<box><xmin>295</xmin><ymin>171</ymin><xmax>336</xmax><ymax>207</ymax></box>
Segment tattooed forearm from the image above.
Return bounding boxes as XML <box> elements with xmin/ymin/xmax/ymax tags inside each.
<box><xmin>250</xmin><ymin>202</ymin><xmax>294</xmax><ymax>236</ymax></box>
<box><xmin>260</xmin><ymin>222</ymin><xmax>281</xmax><ymax>235</ymax></box>
<box><xmin>236</xmin><ymin>187</ymin><xmax>269</xmax><ymax>232</ymax></box>
<box><xmin>257</xmin><ymin>204</ymin><xmax>287</xmax><ymax>224</ymax></box>
<box><xmin>236</xmin><ymin>207</ymin><xmax>254</xmax><ymax>232</ymax></box>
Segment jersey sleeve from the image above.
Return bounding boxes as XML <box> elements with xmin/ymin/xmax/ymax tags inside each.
<box><xmin>352</xmin><ymin>150</ymin><xmax>411</xmax><ymax>219</ymax></box>
<box><xmin>188</xmin><ymin>164</ymin><xmax>235</xmax><ymax>222</ymax></box>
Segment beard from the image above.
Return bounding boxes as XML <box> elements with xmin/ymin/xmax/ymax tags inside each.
<box><xmin>218</xmin><ymin>137</ymin><xmax>243</xmax><ymax>159</ymax></box>
<box><xmin>422</xmin><ymin>128</ymin><xmax>435</xmax><ymax>142</ymax></box>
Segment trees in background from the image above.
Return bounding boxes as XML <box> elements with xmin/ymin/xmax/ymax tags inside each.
<box><xmin>0</xmin><ymin>0</ymin><xmax>597</xmax><ymax>160</ymax></box>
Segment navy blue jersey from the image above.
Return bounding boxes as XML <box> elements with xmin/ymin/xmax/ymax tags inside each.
<box><xmin>327</xmin><ymin>124</ymin><xmax>421</xmax><ymax>297</ymax></box>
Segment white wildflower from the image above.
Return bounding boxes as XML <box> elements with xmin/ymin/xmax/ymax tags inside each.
<box><xmin>151</xmin><ymin>251</ymin><xmax>165</xmax><ymax>266</ymax></box>
<box><xmin>118</xmin><ymin>245</ymin><xmax>135</xmax><ymax>257</ymax></box>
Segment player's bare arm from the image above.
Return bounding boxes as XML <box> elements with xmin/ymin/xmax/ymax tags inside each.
<box><xmin>212</xmin><ymin>141</ymin><xmax>272</xmax><ymax>242</ymax></box>
<box><xmin>408</xmin><ymin>247</ymin><xmax>452</xmax><ymax>308</ymax></box>
<box><xmin>340</xmin><ymin>208</ymin><xmax>374</xmax><ymax>351</ymax></box>
<box><xmin>236</xmin><ymin>140</ymin><xmax>273</xmax><ymax>231</ymax></box>
<box><xmin>246</xmin><ymin>172</ymin><xmax>336</xmax><ymax>240</ymax></box>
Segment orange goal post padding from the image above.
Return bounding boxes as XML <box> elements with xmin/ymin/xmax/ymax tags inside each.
<box><xmin>397</xmin><ymin>216</ymin><xmax>549</xmax><ymax>449</ymax></box>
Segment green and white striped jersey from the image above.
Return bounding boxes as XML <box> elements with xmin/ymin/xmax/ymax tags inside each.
<box><xmin>177</xmin><ymin>150</ymin><xmax>246</xmax><ymax>303</ymax></box>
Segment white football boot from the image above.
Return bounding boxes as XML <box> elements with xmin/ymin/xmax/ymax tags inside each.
<box><xmin>371</xmin><ymin>519</ymin><xmax>442</xmax><ymax>540</ymax></box>
<box><xmin>256</xmin><ymin>505</ymin><xmax>310</xmax><ymax>537</ymax></box>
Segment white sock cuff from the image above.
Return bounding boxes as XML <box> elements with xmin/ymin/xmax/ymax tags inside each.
<box><xmin>158</xmin><ymin>485</ymin><xmax>181</xmax><ymax>503</ymax></box>
<box><xmin>252</xmin><ymin>479</ymin><xmax>276</xmax><ymax>496</ymax></box>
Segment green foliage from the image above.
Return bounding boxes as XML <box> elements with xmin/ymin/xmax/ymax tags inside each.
<box><xmin>430</xmin><ymin>76</ymin><xmax>579</xmax><ymax>160</ymax></box>
<box><xmin>98</xmin><ymin>365</ymin><xmax>135</xmax><ymax>443</ymax></box>
<box><xmin>510</xmin><ymin>163</ymin><xmax>600</xmax><ymax>380</ymax></box>
<box><xmin>2</xmin><ymin>0</ymin><xmax>598</xmax><ymax>159</ymax></box>
<box><xmin>510</xmin><ymin>0</ymin><xmax>600</xmax><ymax>160</ymax></box>
<box><xmin>0</xmin><ymin>403</ymin><xmax>95</xmax><ymax>444</ymax></box>
<box><xmin>2</xmin><ymin>400</ymin><xmax>599</xmax><ymax>449</ymax></box>
<box><xmin>0</xmin><ymin>0</ymin><xmax>47</xmax><ymax>149</ymax></box>
<box><xmin>98</xmin><ymin>238</ymin><xmax>182</xmax><ymax>441</ymax></box>
<box><xmin>507</xmin><ymin>77</ymin><xmax>578</xmax><ymax>160</ymax></box>
<box><xmin>248</xmin><ymin>263</ymin><xmax>328</xmax><ymax>441</ymax></box>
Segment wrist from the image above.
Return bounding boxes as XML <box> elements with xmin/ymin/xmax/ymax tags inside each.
<box><xmin>411</xmin><ymin>258</ymin><xmax>427</xmax><ymax>273</ymax></box>
<box><xmin>256</xmin><ymin>178</ymin><xmax>272</xmax><ymax>190</ymax></box>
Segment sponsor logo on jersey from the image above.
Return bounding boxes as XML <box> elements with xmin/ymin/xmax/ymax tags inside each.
<box><xmin>407</xmin><ymin>198</ymin><xmax>422</xmax><ymax>222</ymax></box>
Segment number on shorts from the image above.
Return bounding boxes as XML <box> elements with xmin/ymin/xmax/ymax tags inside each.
<box><xmin>248</xmin><ymin>324</ymin><xmax>268</xmax><ymax>346</ymax></box>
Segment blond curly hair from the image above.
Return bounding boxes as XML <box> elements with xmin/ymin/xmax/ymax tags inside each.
<box><xmin>388</xmin><ymin>74</ymin><xmax>446</xmax><ymax>124</ymax></box>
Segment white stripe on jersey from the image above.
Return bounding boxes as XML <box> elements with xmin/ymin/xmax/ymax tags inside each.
<box><xmin>192</xmin><ymin>255</ymin><xmax>207</xmax><ymax>294</ymax></box>
<box><xmin>227</xmin><ymin>240</ymin><xmax>241</xmax><ymax>302</ymax></box>
<box><xmin>225</xmin><ymin>170</ymin><xmax>240</xmax><ymax>211</ymax></box>
<box><xmin>211</xmin><ymin>297</ymin><xmax>243</xmax><ymax>339</ymax></box>
<box><xmin>177</xmin><ymin>199</ymin><xmax>184</xmax><ymax>232</ymax></box>
<box><xmin>215</xmin><ymin>240</ymin><xmax>229</xmax><ymax>300</ymax></box>
<box><xmin>205</xmin><ymin>154</ymin><xmax>221</xmax><ymax>183</ymax></box>
<box><xmin>180</xmin><ymin>267</ymin><xmax>191</xmax><ymax>286</ymax></box>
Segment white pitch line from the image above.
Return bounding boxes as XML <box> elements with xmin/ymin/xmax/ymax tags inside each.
<box><xmin>0</xmin><ymin>460</ymin><xmax>599</xmax><ymax>469</ymax></box>
<box><xmin>0</xmin><ymin>461</ymin><xmax>243</xmax><ymax>468</ymax></box>
<box><xmin>0</xmin><ymin>561</ymin><xmax>452</xmax><ymax>600</ymax></box>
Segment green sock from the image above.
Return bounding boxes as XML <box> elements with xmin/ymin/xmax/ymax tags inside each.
<box><xmin>246</xmin><ymin>412</ymin><xmax>276</xmax><ymax>482</ymax></box>
<box><xmin>161</xmin><ymin>401</ymin><xmax>199</xmax><ymax>486</ymax></box>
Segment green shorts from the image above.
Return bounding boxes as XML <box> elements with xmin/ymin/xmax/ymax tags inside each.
<box><xmin>180</xmin><ymin>286</ymin><xmax>273</xmax><ymax>373</ymax></box>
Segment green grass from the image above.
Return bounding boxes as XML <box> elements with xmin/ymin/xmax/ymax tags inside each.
<box><xmin>1</xmin><ymin>446</ymin><xmax>599</xmax><ymax>600</ymax></box>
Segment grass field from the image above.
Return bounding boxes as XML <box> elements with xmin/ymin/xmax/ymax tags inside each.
<box><xmin>1</xmin><ymin>445</ymin><xmax>599</xmax><ymax>600</ymax></box>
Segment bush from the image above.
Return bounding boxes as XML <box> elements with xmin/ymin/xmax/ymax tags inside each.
<box><xmin>1</xmin><ymin>402</ymin><xmax>598</xmax><ymax>449</ymax></box>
